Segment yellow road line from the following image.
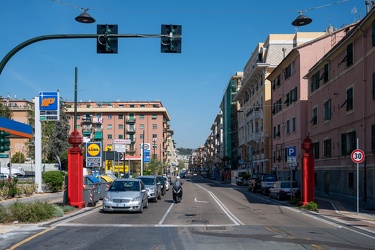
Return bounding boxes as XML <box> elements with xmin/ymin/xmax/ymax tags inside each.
<box><xmin>7</xmin><ymin>226</ymin><xmax>56</xmax><ymax>250</ymax></box>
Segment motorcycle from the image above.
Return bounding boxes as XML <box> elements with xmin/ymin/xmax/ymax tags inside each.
<box><xmin>173</xmin><ymin>186</ymin><xmax>182</xmax><ymax>203</ymax></box>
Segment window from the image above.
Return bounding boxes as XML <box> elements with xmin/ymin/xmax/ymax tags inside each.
<box><xmin>107</xmin><ymin>124</ymin><xmax>112</xmax><ymax>130</ymax></box>
<box><xmin>292</xmin><ymin>87</ymin><xmax>297</xmax><ymax>102</ymax></box>
<box><xmin>108</xmin><ymin>134</ymin><xmax>112</xmax><ymax>139</ymax></box>
<box><xmin>118</xmin><ymin>135</ymin><xmax>123</xmax><ymax>139</ymax></box>
<box><xmin>373</xmin><ymin>72</ymin><xmax>375</xmax><ymax>100</ymax></box>
<box><xmin>118</xmin><ymin>124</ymin><xmax>123</xmax><ymax>129</ymax></box>
<box><xmin>273</xmin><ymin>126</ymin><xmax>276</xmax><ymax>139</ymax></box>
<box><xmin>313</xmin><ymin>142</ymin><xmax>319</xmax><ymax>159</ymax></box>
<box><xmin>311</xmin><ymin>71</ymin><xmax>320</xmax><ymax>92</ymax></box>
<box><xmin>152</xmin><ymin>114</ymin><xmax>157</xmax><ymax>119</ymax></box>
<box><xmin>372</xmin><ymin>20</ymin><xmax>375</xmax><ymax>46</ymax></box>
<box><xmin>323</xmin><ymin>99</ymin><xmax>331</xmax><ymax>121</ymax></box>
<box><xmin>310</xmin><ymin>107</ymin><xmax>318</xmax><ymax>125</ymax></box>
<box><xmin>107</xmin><ymin>115</ymin><xmax>112</xmax><ymax>119</ymax></box>
<box><xmin>118</xmin><ymin>115</ymin><xmax>123</xmax><ymax>119</ymax></box>
<box><xmin>323</xmin><ymin>139</ymin><xmax>331</xmax><ymax>158</ymax></box>
<box><xmin>286</xmin><ymin>120</ymin><xmax>290</xmax><ymax>134</ymax></box>
<box><xmin>372</xmin><ymin>124</ymin><xmax>375</xmax><ymax>152</ymax></box>
<box><xmin>140</xmin><ymin>124</ymin><xmax>145</xmax><ymax>129</ymax></box>
<box><xmin>140</xmin><ymin>114</ymin><xmax>145</xmax><ymax>119</ymax></box>
<box><xmin>341</xmin><ymin>130</ymin><xmax>356</xmax><ymax>156</ymax></box>
<box><xmin>320</xmin><ymin>63</ymin><xmax>329</xmax><ymax>83</ymax></box>
<box><xmin>292</xmin><ymin>117</ymin><xmax>296</xmax><ymax>132</ymax></box>
<box><xmin>346</xmin><ymin>43</ymin><xmax>353</xmax><ymax>67</ymax></box>
<box><xmin>284</xmin><ymin>92</ymin><xmax>290</xmax><ymax>106</ymax></box>
<box><xmin>86</xmin><ymin>104</ymin><xmax>91</xmax><ymax>108</ymax></box>
<box><xmin>284</xmin><ymin>64</ymin><xmax>292</xmax><ymax>80</ymax></box>
<box><xmin>130</xmin><ymin>104</ymin><xmax>135</xmax><ymax>108</ymax></box>
<box><xmin>140</xmin><ymin>104</ymin><xmax>145</xmax><ymax>108</ymax></box>
<box><xmin>140</xmin><ymin>134</ymin><xmax>144</xmax><ymax>139</ymax></box>
<box><xmin>119</xmin><ymin>104</ymin><xmax>123</xmax><ymax>108</ymax></box>
<box><xmin>277</xmin><ymin>124</ymin><xmax>280</xmax><ymax>137</ymax></box>
<box><xmin>340</xmin><ymin>87</ymin><xmax>353</xmax><ymax>111</ymax></box>
<box><xmin>152</xmin><ymin>134</ymin><xmax>157</xmax><ymax>139</ymax></box>
<box><xmin>152</xmin><ymin>124</ymin><xmax>157</xmax><ymax>129</ymax></box>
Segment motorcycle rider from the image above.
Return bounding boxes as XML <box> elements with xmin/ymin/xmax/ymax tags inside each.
<box><xmin>173</xmin><ymin>176</ymin><xmax>183</xmax><ymax>200</ymax></box>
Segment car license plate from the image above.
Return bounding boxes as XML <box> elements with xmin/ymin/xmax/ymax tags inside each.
<box><xmin>115</xmin><ymin>204</ymin><xmax>126</xmax><ymax>207</ymax></box>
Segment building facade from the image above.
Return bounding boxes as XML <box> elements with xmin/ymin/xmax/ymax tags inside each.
<box><xmin>305</xmin><ymin>8</ymin><xmax>375</xmax><ymax>199</ymax></box>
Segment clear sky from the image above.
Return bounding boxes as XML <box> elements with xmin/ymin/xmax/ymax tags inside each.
<box><xmin>0</xmin><ymin>0</ymin><xmax>364</xmax><ymax>149</ymax></box>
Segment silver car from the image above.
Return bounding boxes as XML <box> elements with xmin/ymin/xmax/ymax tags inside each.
<box><xmin>136</xmin><ymin>176</ymin><xmax>161</xmax><ymax>202</ymax></box>
<box><xmin>102</xmin><ymin>179</ymin><xmax>148</xmax><ymax>213</ymax></box>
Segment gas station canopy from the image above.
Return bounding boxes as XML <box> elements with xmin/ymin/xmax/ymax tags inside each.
<box><xmin>0</xmin><ymin>116</ymin><xmax>32</xmax><ymax>139</ymax></box>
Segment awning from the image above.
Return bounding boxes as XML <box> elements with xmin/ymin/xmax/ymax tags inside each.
<box><xmin>0</xmin><ymin>117</ymin><xmax>32</xmax><ymax>138</ymax></box>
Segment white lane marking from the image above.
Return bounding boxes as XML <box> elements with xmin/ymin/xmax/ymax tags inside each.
<box><xmin>158</xmin><ymin>203</ymin><xmax>174</xmax><ymax>225</ymax></box>
<box><xmin>194</xmin><ymin>197</ymin><xmax>208</xmax><ymax>203</ymax></box>
<box><xmin>55</xmin><ymin>223</ymin><xmax>236</xmax><ymax>228</ymax></box>
<box><xmin>195</xmin><ymin>184</ymin><xmax>245</xmax><ymax>226</ymax></box>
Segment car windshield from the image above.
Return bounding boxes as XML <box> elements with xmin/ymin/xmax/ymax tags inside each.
<box><xmin>264</xmin><ymin>175</ymin><xmax>277</xmax><ymax>181</ymax></box>
<box><xmin>138</xmin><ymin>177</ymin><xmax>155</xmax><ymax>185</ymax></box>
<box><xmin>110</xmin><ymin>181</ymin><xmax>139</xmax><ymax>192</ymax></box>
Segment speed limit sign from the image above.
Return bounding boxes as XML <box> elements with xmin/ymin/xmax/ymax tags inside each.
<box><xmin>351</xmin><ymin>149</ymin><xmax>365</xmax><ymax>163</ymax></box>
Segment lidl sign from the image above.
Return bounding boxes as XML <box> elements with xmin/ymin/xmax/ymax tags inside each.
<box><xmin>86</xmin><ymin>142</ymin><xmax>102</xmax><ymax>167</ymax></box>
<box><xmin>39</xmin><ymin>91</ymin><xmax>60</xmax><ymax>121</ymax></box>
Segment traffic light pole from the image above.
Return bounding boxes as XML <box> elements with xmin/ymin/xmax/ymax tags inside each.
<box><xmin>0</xmin><ymin>33</ymin><xmax>182</xmax><ymax>75</ymax></box>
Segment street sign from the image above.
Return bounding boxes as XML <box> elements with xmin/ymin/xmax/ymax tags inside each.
<box><xmin>86</xmin><ymin>142</ymin><xmax>102</xmax><ymax>167</ymax></box>
<box><xmin>351</xmin><ymin>149</ymin><xmax>365</xmax><ymax>163</ymax></box>
<box><xmin>39</xmin><ymin>91</ymin><xmax>60</xmax><ymax>121</ymax></box>
<box><xmin>287</xmin><ymin>146</ymin><xmax>296</xmax><ymax>163</ymax></box>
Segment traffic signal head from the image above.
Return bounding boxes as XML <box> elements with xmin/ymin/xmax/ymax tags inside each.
<box><xmin>97</xmin><ymin>24</ymin><xmax>118</xmax><ymax>54</ymax></box>
<box><xmin>0</xmin><ymin>130</ymin><xmax>10</xmax><ymax>153</ymax></box>
<box><xmin>161</xmin><ymin>24</ymin><xmax>182</xmax><ymax>53</ymax></box>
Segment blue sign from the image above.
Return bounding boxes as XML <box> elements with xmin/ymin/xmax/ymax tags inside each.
<box><xmin>39</xmin><ymin>91</ymin><xmax>60</xmax><ymax>121</ymax></box>
<box><xmin>142</xmin><ymin>143</ymin><xmax>151</xmax><ymax>162</ymax></box>
<box><xmin>287</xmin><ymin>146</ymin><xmax>296</xmax><ymax>157</ymax></box>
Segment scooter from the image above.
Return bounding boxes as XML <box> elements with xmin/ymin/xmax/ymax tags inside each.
<box><xmin>173</xmin><ymin>186</ymin><xmax>182</xmax><ymax>203</ymax></box>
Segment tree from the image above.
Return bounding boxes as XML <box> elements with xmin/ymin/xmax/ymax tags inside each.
<box><xmin>45</xmin><ymin>98</ymin><xmax>70</xmax><ymax>163</ymax></box>
<box><xmin>11</xmin><ymin>152</ymin><xmax>25</xmax><ymax>163</ymax></box>
<box><xmin>0</xmin><ymin>98</ymin><xmax>13</xmax><ymax>119</ymax></box>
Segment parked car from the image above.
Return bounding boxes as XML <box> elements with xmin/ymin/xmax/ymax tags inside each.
<box><xmin>157</xmin><ymin>176</ymin><xmax>166</xmax><ymax>196</ymax></box>
<box><xmin>260</xmin><ymin>173</ymin><xmax>278</xmax><ymax>196</ymax></box>
<box><xmin>269</xmin><ymin>181</ymin><xmax>300</xmax><ymax>200</ymax></box>
<box><xmin>179</xmin><ymin>171</ymin><xmax>186</xmax><ymax>178</ymax></box>
<box><xmin>102</xmin><ymin>179</ymin><xmax>148</xmax><ymax>213</ymax></box>
<box><xmin>248</xmin><ymin>173</ymin><xmax>264</xmax><ymax>192</ymax></box>
<box><xmin>136</xmin><ymin>175</ymin><xmax>161</xmax><ymax>202</ymax></box>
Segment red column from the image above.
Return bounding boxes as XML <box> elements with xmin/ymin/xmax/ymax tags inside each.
<box><xmin>67</xmin><ymin>129</ymin><xmax>85</xmax><ymax>208</ymax></box>
<box><xmin>301</xmin><ymin>136</ymin><xmax>315</xmax><ymax>206</ymax></box>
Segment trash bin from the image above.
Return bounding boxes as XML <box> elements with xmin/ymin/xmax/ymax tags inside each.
<box><xmin>83</xmin><ymin>175</ymin><xmax>100</xmax><ymax>203</ymax></box>
<box><xmin>83</xmin><ymin>186</ymin><xmax>96</xmax><ymax>207</ymax></box>
<box><xmin>99</xmin><ymin>175</ymin><xmax>113</xmax><ymax>200</ymax></box>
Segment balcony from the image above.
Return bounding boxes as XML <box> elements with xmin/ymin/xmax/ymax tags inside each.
<box><xmin>126</xmin><ymin>128</ymin><xmax>136</xmax><ymax>134</ymax></box>
<box><xmin>126</xmin><ymin>118</ymin><xmax>136</xmax><ymax>123</ymax></box>
<box><xmin>249</xmin><ymin>110</ymin><xmax>261</xmax><ymax>120</ymax></box>
<box><xmin>92</xmin><ymin>117</ymin><xmax>103</xmax><ymax>124</ymax></box>
<box><xmin>81</xmin><ymin>117</ymin><xmax>92</xmax><ymax>123</ymax></box>
<box><xmin>82</xmin><ymin>126</ymin><xmax>92</xmax><ymax>136</ymax></box>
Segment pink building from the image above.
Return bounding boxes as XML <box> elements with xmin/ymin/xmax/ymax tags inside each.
<box><xmin>267</xmin><ymin>26</ymin><xmax>354</xmax><ymax>183</ymax></box>
<box><xmin>65</xmin><ymin>100</ymin><xmax>172</xmax><ymax>166</ymax></box>
<box><xmin>305</xmin><ymin>8</ymin><xmax>375</xmax><ymax>199</ymax></box>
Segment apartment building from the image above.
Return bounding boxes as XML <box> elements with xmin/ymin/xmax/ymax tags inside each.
<box><xmin>234</xmin><ymin>33</ymin><xmax>327</xmax><ymax>174</ymax></box>
<box><xmin>0</xmin><ymin>95</ymin><xmax>34</xmax><ymax>157</ymax></box>
<box><xmin>64</xmin><ymin>100</ymin><xmax>172</xmax><ymax>165</ymax></box>
<box><xmin>267</xmin><ymin>26</ymin><xmax>355</xmax><ymax>183</ymax></box>
<box><xmin>305</xmin><ymin>8</ymin><xmax>375</xmax><ymax>198</ymax></box>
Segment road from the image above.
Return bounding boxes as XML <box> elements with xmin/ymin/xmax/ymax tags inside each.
<box><xmin>2</xmin><ymin>176</ymin><xmax>375</xmax><ymax>250</ymax></box>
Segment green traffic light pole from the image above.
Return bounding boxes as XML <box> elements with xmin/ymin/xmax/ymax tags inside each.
<box><xmin>0</xmin><ymin>32</ymin><xmax>181</xmax><ymax>75</ymax></box>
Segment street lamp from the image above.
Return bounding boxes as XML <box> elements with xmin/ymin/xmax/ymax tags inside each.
<box><xmin>75</xmin><ymin>9</ymin><xmax>95</xmax><ymax>24</ymax></box>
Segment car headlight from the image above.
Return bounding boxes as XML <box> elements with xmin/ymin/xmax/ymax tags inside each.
<box><xmin>104</xmin><ymin>196</ymin><xmax>112</xmax><ymax>202</ymax></box>
<box><xmin>132</xmin><ymin>196</ymin><xmax>141</xmax><ymax>201</ymax></box>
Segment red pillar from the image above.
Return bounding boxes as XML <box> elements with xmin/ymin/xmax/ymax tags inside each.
<box><xmin>67</xmin><ymin>129</ymin><xmax>85</xmax><ymax>208</ymax></box>
<box><xmin>301</xmin><ymin>136</ymin><xmax>315</xmax><ymax>206</ymax></box>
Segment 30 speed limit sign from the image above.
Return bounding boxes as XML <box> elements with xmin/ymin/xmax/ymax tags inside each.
<box><xmin>351</xmin><ymin>149</ymin><xmax>365</xmax><ymax>163</ymax></box>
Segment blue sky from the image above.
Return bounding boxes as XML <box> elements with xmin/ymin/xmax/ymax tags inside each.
<box><xmin>0</xmin><ymin>0</ymin><xmax>364</xmax><ymax>149</ymax></box>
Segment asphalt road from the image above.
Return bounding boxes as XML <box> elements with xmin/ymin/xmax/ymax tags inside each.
<box><xmin>2</xmin><ymin>176</ymin><xmax>375</xmax><ymax>250</ymax></box>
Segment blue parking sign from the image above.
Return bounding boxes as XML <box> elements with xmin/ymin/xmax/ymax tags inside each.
<box><xmin>287</xmin><ymin>147</ymin><xmax>296</xmax><ymax>157</ymax></box>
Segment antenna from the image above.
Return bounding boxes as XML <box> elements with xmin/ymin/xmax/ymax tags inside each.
<box><xmin>292</xmin><ymin>0</ymin><xmax>349</xmax><ymax>26</ymax></box>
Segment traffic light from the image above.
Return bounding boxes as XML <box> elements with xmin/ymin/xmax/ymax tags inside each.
<box><xmin>106</xmin><ymin>160</ymin><xmax>112</xmax><ymax>171</ymax></box>
<box><xmin>161</xmin><ymin>24</ymin><xmax>182</xmax><ymax>53</ymax></box>
<box><xmin>0</xmin><ymin>130</ymin><xmax>10</xmax><ymax>153</ymax></box>
<box><xmin>97</xmin><ymin>24</ymin><xmax>118</xmax><ymax>54</ymax></box>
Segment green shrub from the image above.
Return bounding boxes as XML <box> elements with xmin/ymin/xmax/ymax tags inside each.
<box><xmin>52</xmin><ymin>205</ymin><xmax>64</xmax><ymax>217</ymax></box>
<box><xmin>301</xmin><ymin>201</ymin><xmax>318</xmax><ymax>212</ymax></box>
<box><xmin>0</xmin><ymin>205</ymin><xmax>9</xmax><ymax>223</ymax></box>
<box><xmin>60</xmin><ymin>205</ymin><xmax>76</xmax><ymax>213</ymax></box>
<box><xmin>42</xmin><ymin>171</ymin><xmax>65</xmax><ymax>192</ymax></box>
<box><xmin>9</xmin><ymin>201</ymin><xmax>56</xmax><ymax>223</ymax></box>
